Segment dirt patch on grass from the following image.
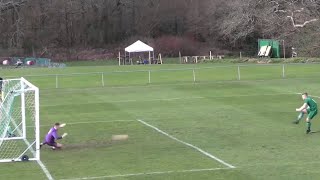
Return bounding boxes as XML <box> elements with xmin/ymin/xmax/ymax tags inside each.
<box><xmin>63</xmin><ymin>139</ymin><xmax>128</xmax><ymax>150</ymax></box>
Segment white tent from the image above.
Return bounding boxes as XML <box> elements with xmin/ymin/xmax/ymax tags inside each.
<box><xmin>123</xmin><ymin>40</ymin><xmax>154</xmax><ymax>65</ymax></box>
<box><xmin>125</xmin><ymin>40</ymin><xmax>153</xmax><ymax>53</ymax></box>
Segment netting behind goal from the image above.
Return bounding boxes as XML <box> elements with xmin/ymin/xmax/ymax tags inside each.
<box><xmin>0</xmin><ymin>78</ymin><xmax>39</xmax><ymax>162</ymax></box>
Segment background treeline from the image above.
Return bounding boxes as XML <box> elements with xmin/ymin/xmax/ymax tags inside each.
<box><xmin>1</xmin><ymin>0</ymin><xmax>320</xmax><ymax>60</ymax></box>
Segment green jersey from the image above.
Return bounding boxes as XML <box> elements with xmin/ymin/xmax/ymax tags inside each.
<box><xmin>304</xmin><ymin>97</ymin><xmax>318</xmax><ymax>111</ymax></box>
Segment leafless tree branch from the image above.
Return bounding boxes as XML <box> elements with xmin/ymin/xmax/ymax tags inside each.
<box><xmin>0</xmin><ymin>0</ymin><xmax>27</xmax><ymax>13</ymax></box>
<box><xmin>287</xmin><ymin>15</ymin><xmax>318</xmax><ymax>27</ymax></box>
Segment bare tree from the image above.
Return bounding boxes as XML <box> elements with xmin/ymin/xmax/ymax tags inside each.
<box><xmin>0</xmin><ymin>0</ymin><xmax>26</xmax><ymax>12</ymax></box>
<box><xmin>1</xmin><ymin>0</ymin><xmax>320</xmax><ymax>57</ymax></box>
<box><xmin>218</xmin><ymin>0</ymin><xmax>260</xmax><ymax>43</ymax></box>
<box><xmin>0</xmin><ymin>0</ymin><xmax>27</xmax><ymax>48</ymax></box>
<box><xmin>270</xmin><ymin>0</ymin><xmax>319</xmax><ymax>28</ymax></box>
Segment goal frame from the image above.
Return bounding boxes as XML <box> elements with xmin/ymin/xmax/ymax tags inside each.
<box><xmin>0</xmin><ymin>77</ymin><xmax>40</xmax><ymax>162</ymax></box>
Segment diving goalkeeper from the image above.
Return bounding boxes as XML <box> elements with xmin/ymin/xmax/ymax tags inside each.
<box><xmin>40</xmin><ymin>123</ymin><xmax>67</xmax><ymax>150</ymax></box>
<box><xmin>293</xmin><ymin>92</ymin><xmax>318</xmax><ymax>134</ymax></box>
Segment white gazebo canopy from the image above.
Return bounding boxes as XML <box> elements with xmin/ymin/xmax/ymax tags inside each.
<box><xmin>120</xmin><ymin>40</ymin><xmax>155</xmax><ymax>65</ymax></box>
<box><xmin>125</xmin><ymin>40</ymin><xmax>153</xmax><ymax>53</ymax></box>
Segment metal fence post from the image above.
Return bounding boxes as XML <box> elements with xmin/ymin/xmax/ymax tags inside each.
<box><xmin>101</xmin><ymin>72</ymin><xmax>105</xmax><ymax>87</ymax></box>
<box><xmin>193</xmin><ymin>69</ymin><xmax>196</xmax><ymax>82</ymax></box>
<box><xmin>282</xmin><ymin>64</ymin><xmax>285</xmax><ymax>78</ymax></box>
<box><xmin>237</xmin><ymin>66</ymin><xmax>241</xmax><ymax>80</ymax></box>
<box><xmin>55</xmin><ymin>75</ymin><xmax>58</xmax><ymax>88</ymax></box>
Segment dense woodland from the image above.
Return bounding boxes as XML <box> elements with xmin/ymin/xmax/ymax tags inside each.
<box><xmin>1</xmin><ymin>0</ymin><xmax>320</xmax><ymax>60</ymax></box>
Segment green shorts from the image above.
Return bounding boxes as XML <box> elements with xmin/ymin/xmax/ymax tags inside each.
<box><xmin>307</xmin><ymin>109</ymin><xmax>318</xmax><ymax>120</ymax></box>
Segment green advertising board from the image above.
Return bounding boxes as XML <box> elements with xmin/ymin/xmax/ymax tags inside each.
<box><xmin>258</xmin><ymin>39</ymin><xmax>280</xmax><ymax>58</ymax></box>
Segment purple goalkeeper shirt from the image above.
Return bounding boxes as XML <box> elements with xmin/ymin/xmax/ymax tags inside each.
<box><xmin>45</xmin><ymin>127</ymin><xmax>62</xmax><ymax>143</ymax></box>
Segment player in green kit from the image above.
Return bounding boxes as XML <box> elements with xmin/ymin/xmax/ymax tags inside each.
<box><xmin>293</xmin><ymin>92</ymin><xmax>318</xmax><ymax>134</ymax></box>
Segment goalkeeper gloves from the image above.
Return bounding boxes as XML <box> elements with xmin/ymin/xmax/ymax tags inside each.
<box><xmin>62</xmin><ymin>133</ymin><xmax>68</xmax><ymax>138</ymax></box>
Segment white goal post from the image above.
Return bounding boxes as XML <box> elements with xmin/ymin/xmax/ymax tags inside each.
<box><xmin>0</xmin><ymin>77</ymin><xmax>40</xmax><ymax>162</ymax></box>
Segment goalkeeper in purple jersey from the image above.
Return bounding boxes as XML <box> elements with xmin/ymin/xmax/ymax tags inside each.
<box><xmin>40</xmin><ymin>122</ymin><xmax>67</xmax><ymax>150</ymax></box>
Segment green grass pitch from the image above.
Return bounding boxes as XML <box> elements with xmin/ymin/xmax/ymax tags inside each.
<box><xmin>1</xmin><ymin>63</ymin><xmax>320</xmax><ymax>179</ymax></box>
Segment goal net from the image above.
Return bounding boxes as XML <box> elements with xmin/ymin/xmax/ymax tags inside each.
<box><xmin>0</xmin><ymin>77</ymin><xmax>40</xmax><ymax>162</ymax></box>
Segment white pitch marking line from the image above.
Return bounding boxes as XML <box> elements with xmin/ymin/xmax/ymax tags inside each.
<box><xmin>42</xmin><ymin>93</ymin><xmax>298</xmax><ymax>108</ymax></box>
<box><xmin>26</xmin><ymin>120</ymin><xmax>134</xmax><ymax>128</ymax></box>
<box><xmin>137</xmin><ymin>119</ymin><xmax>236</xmax><ymax>169</ymax></box>
<box><xmin>60</xmin><ymin>167</ymin><xmax>231</xmax><ymax>180</ymax></box>
<box><xmin>37</xmin><ymin>160</ymin><xmax>54</xmax><ymax>180</ymax></box>
<box><xmin>40</xmin><ymin>97</ymin><xmax>205</xmax><ymax>107</ymax></box>
<box><xmin>295</xmin><ymin>92</ymin><xmax>320</xmax><ymax>99</ymax></box>
<box><xmin>108</xmin><ymin>96</ymin><xmax>205</xmax><ymax>103</ymax></box>
<box><xmin>127</xmin><ymin>93</ymin><xmax>296</xmax><ymax>101</ymax></box>
<box><xmin>65</xmin><ymin>120</ymin><xmax>134</xmax><ymax>125</ymax></box>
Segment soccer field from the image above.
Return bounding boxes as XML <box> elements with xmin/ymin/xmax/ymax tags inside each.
<box><xmin>1</xmin><ymin>63</ymin><xmax>320</xmax><ymax>180</ymax></box>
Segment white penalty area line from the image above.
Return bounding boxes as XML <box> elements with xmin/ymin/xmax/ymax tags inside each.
<box><xmin>60</xmin><ymin>167</ymin><xmax>232</xmax><ymax>180</ymax></box>
<box><xmin>41</xmin><ymin>96</ymin><xmax>205</xmax><ymax>107</ymax></box>
<box><xmin>294</xmin><ymin>92</ymin><xmax>320</xmax><ymax>99</ymax></box>
<box><xmin>107</xmin><ymin>96</ymin><xmax>205</xmax><ymax>103</ymax></box>
<box><xmin>42</xmin><ymin>92</ymin><xmax>298</xmax><ymax>108</ymax></box>
<box><xmin>137</xmin><ymin>119</ymin><xmax>236</xmax><ymax>169</ymax></box>
<box><xmin>27</xmin><ymin>120</ymin><xmax>135</xmax><ymax>128</ymax></box>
